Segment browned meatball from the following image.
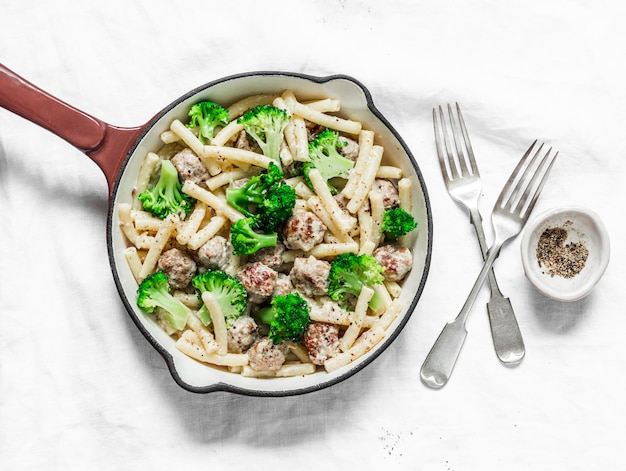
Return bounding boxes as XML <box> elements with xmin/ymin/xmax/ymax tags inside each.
<box><xmin>235</xmin><ymin>130</ymin><xmax>260</xmax><ymax>153</ymax></box>
<box><xmin>249</xmin><ymin>241</ymin><xmax>285</xmax><ymax>270</ymax></box>
<box><xmin>157</xmin><ymin>248</ymin><xmax>196</xmax><ymax>289</ymax></box>
<box><xmin>338</xmin><ymin>135</ymin><xmax>359</xmax><ymax>161</ymax></box>
<box><xmin>171</xmin><ymin>148</ymin><xmax>209</xmax><ymax>184</ymax></box>
<box><xmin>197</xmin><ymin>235</ymin><xmax>231</xmax><ymax>271</ymax></box>
<box><xmin>283</xmin><ymin>211</ymin><xmax>326</xmax><ymax>252</ymax></box>
<box><xmin>373</xmin><ymin>244</ymin><xmax>413</xmax><ymax>281</ymax></box>
<box><xmin>247</xmin><ymin>337</ymin><xmax>288</xmax><ymax>371</ymax></box>
<box><xmin>236</xmin><ymin>262</ymin><xmax>278</xmax><ymax>304</ymax></box>
<box><xmin>303</xmin><ymin>322</ymin><xmax>340</xmax><ymax>365</ymax></box>
<box><xmin>373</xmin><ymin>179</ymin><xmax>399</xmax><ymax>209</ymax></box>
<box><xmin>273</xmin><ymin>273</ymin><xmax>294</xmax><ymax>297</ymax></box>
<box><xmin>290</xmin><ymin>256</ymin><xmax>330</xmax><ymax>297</ymax></box>
<box><xmin>227</xmin><ymin>316</ymin><xmax>258</xmax><ymax>353</ymax></box>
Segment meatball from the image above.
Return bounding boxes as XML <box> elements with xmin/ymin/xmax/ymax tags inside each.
<box><xmin>373</xmin><ymin>179</ymin><xmax>399</xmax><ymax>209</ymax></box>
<box><xmin>157</xmin><ymin>248</ymin><xmax>196</xmax><ymax>289</ymax></box>
<box><xmin>170</xmin><ymin>148</ymin><xmax>209</xmax><ymax>185</ymax></box>
<box><xmin>249</xmin><ymin>242</ymin><xmax>285</xmax><ymax>270</ymax></box>
<box><xmin>338</xmin><ymin>135</ymin><xmax>359</xmax><ymax>161</ymax></box>
<box><xmin>247</xmin><ymin>337</ymin><xmax>288</xmax><ymax>371</ymax></box>
<box><xmin>236</xmin><ymin>262</ymin><xmax>278</xmax><ymax>304</ymax></box>
<box><xmin>197</xmin><ymin>235</ymin><xmax>231</xmax><ymax>271</ymax></box>
<box><xmin>290</xmin><ymin>256</ymin><xmax>331</xmax><ymax>297</ymax></box>
<box><xmin>303</xmin><ymin>322</ymin><xmax>340</xmax><ymax>365</ymax></box>
<box><xmin>235</xmin><ymin>130</ymin><xmax>260</xmax><ymax>153</ymax></box>
<box><xmin>373</xmin><ymin>244</ymin><xmax>413</xmax><ymax>281</ymax></box>
<box><xmin>283</xmin><ymin>211</ymin><xmax>326</xmax><ymax>252</ymax></box>
<box><xmin>227</xmin><ymin>316</ymin><xmax>258</xmax><ymax>353</ymax></box>
<box><xmin>273</xmin><ymin>273</ymin><xmax>294</xmax><ymax>297</ymax></box>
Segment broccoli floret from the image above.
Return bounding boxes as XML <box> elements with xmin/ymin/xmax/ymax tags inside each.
<box><xmin>257</xmin><ymin>181</ymin><xmax>297</xmax><ymax>232</ymax></box>
<box><xmin>327</xmin><ymin>252</ymin><xmax>386</xmax><ymax>312</ymax></box>
<box><xmin>137</xmin><ymin>160</ymin><xmax>195</xmax><ymax>219</ymax></box>
<box><xmin>136</xmin><ymin>271</ymin><xmax>191</xmax><ymax>331</ymax></box>
<box><xmin>186</xmin><ymin>100</ymin><xmax>230</xmax><ymax>144</ymax></box>
<box><xmin>191</xmin><ymin>270</ymin><xmax>247</xmax><ymax>328</ymax></box>
<box><xmin>382</xmin><ymin>207</ymin><xmax>418</xmax><ymax>240</ymax></box>
<box><xmin>230</xmin><ymin>217</ymin><xmax>278</xmax><ymax>255</ymax></box>
<box><xmin>303</xmin><ymin>129</ymin><xmax>355</xmax><ymax>194</ymax></box>
<box><xmin>237</xmin><ymin>104</ymin><xmax>289</xmax><ymax>161</ymax></box>
<box><xmin>226</xmin><ymin>162</ymin><xmax>296</xmax><ymax>231</ymax></box>
<box><xmin>257</xmin><ymin>292</ymin><xmax>311</xmax><ymax>344</ymax></box>
<box><xmin>225</xmin><ymin>162</ymin><xmax>284</xmax><ymax>216</ymax></box>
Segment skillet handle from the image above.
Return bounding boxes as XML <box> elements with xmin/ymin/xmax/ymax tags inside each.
<box><xmin>0</xmin><ymin>63</ymin><xmax>143</xmax><ymax>196</ymax></box>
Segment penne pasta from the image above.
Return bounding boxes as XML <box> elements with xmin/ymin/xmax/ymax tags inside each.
<box><xmin>340</xmin><ymin>286</ymin><xmax>374</xmax><ymax>352</ymax></box>
<box><xmin>182</xmin><ymin>180</ymin><xmax>244</xmax><ymax>223</ymax></box>
<box><xmin>176</xmin><ymin>202</ymin><xmax>208</xmax><ymax>246</ymax></box>
<box><xmin>138</xmin><ymin>213</ymin><xmax>178</xmax><ymax>281</ymax></box>
<box><xmin>308</xmin><ymin>168</ymin><xmax>356</xmax><ymax>234</ymax></box>
<box><xmin>133</xmin><ymin>152</ymin><xmax>160</xmax><ymax>210</ymax></box>
<box><xmin>201</xmin><ymin>291</ymin><xmax>228</xmax><ymax>355</ymax></box>
<box><xmin>346</xmin><ymin>145</ymin><xmax>384</xmax><ymax>214</ymax></box>
<box><xmin>201</xmin><ymin>145</ymin><xmax>274</xmax><ymax>170</ymax></box>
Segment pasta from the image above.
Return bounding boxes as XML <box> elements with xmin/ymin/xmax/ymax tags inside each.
<box><xmin>181</xmin><ymin>181</ymin><xmax>244</xmax><ymax>223</ymax></box>
<box><xmin>201</xmin><ymin>291</ymin><xmax>228</xmax><ymax>355</ymax></box>
<box><xmin>133</xmin><ymin>152</ymin><xmax>160</xmax><ymax>210</ymax></box>
<box><xmin>200</xmin><ymin>145</ymin><xmax>274</xmax><ymax>170</ymax></box>
<box><xmin>120</xmin><ymin>89</ymin><xmax>419</xmax><ymax>378</ymax></box>
<box><xmin>339</xmin><ymin>286</ymin><xmax>374</xmax><ymax>352</ymax></box>
<box><xmin>138</xmin><ymin>214</ymin><xmax>178</xmax><ymax>280</ymax></box>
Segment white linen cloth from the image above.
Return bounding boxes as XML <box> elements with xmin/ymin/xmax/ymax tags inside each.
<box><xmin>1</xmin><ymin>1</ymin><xmax>625</xmax><ymax>469</ymax></box>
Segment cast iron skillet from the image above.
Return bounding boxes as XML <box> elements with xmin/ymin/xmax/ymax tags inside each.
<box><xmin>0</xmin><ymin>64</ymin><xmax>432</xmax><ymax>396</ymax></box>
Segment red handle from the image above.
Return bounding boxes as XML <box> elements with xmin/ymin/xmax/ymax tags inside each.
<box><xmin>0</xmin><ymin>63</ymin><xmax>144</xmax><ymax>196</ymax></box>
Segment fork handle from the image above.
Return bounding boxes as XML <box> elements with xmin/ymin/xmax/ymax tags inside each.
<box><xmin>420</xmin><ymin>317</ymin><xmax>467</xmax><ymax>389</ymax></box>
<box><xmin>421</xmin><ymin>244</ymin><xmax>501</xmax><ymax>388</ymax></box>
<box><xmin>468</xmin><ymin>207</ymin><xmax>503</xmax><ymax>293</ymax></box>
<box><xmin>468</xmin><ymin>207</ymin><xmax>525</xmax><ymax>365</ymax></box>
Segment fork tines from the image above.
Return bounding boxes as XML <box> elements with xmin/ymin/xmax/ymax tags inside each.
<box><xmin>433</xmin><ymin>103</ymin><xmax>478</xmax><ymax>182</ymax></box>
<box><xmin>498</xmin><ymin>140</ymin><xmax>558</xmax><ymax>218</ymax></box>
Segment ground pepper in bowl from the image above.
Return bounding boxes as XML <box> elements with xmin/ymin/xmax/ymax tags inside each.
<box><xmin>536</xmin><ymin>223</ymin><xmax>589</xmax><ymax>278</ymax></box>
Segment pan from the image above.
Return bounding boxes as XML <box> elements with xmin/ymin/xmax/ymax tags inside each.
<box><xmin>0</xmin><ymin>64</ymin><xmax>432</xmax><ymax>396</ymax></box>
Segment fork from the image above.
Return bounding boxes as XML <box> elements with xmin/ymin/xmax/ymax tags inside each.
<box><xmin>421</xmin><ymin>140</ymin><xmax>557</xmax><ymax>389</ymax></box>
<box><xmin>433</xmin><ymin>103</ymin><xmax>525</xmax><ymax>365</ymax></box>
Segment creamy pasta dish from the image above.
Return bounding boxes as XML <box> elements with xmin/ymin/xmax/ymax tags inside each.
<box><xmin>118</xmin><ymin>89</ymin><xmax>418</xmax><ymax>378</ymax></box>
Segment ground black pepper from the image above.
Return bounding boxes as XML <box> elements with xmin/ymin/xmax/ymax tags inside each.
<box><xmin>536</xmin><ymin>223</ymin><xmax>589</xmax><ymax>278</ymax></box>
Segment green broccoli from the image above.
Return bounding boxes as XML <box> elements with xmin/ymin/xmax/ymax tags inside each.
<box><xmin>191</xmin><ymin>270</ymin><xmax>247</xmax><ymax>328</ymax></box>
<box><xmin>256</xmin><ymin>181</ymin><xmax>297</xmax><ymax>232</ymax></box>
<box><xmin>230</xmin><ymin>217</ymin><xmax>278</xmax><ymax>255</ymax></box>
<box><xmin>257</xmin><ymin>292</ymin><xmax>311</xmax><ymax>344</ymax></box>
<box><xmin>225</xmin><ymin>162</ymin><xmax>284</xmax><ymax>216</ymax></box>
<box><xmin>136</xmin><ymin>271</ymin><xmax>191</xmax><ymax>331</ymax></box>
<box><xmin>327</xmin><ymin>252</ymin><xmax>386</xmax><ymax>312</ymax></box>
<box><xmin>237</xmin><ymin>104</ymin><xmax>289</xmax><ymax>161</ymax></box>
<box><xmin>382</xmin><ymin>207</ymin><xmax>418</xmax><ymax>240</ymax></box>
<box><xmin>303</xmin><ymin>129</ymin><xmax>355</xmax><ymax>194</ymax></box>
<box><xmin>186</xmin><ymin>100</ymin><xmax>230</xmax><ymax>144</ymax></box>
<box><xmin>137</xmin><ymin>160</ymin><xmax>195</xmax><ymax>219</ymax></box>
<box><xmin>226</xmin><ymin>162</ymin><xmax>296</xmax><ymax>232</ymax></box>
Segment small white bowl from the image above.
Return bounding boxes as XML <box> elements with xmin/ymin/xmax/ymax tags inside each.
<box><xmin>520</xmin><ymin>207</ymin><xmax>610</xmax><ymax>301</ymax></box>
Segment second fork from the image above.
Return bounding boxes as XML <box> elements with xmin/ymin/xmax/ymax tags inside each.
<box><xmin>434</xmin><ymin>104</ymin><xmax>525</xmax><ymax>365</ymax></box>
<box><xmin>421</xmin><ymin>140</ymin><xmax>557</xmax><ymax>389</ymax></box>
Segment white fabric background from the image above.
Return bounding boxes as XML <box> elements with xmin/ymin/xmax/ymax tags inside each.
<box><xmin>1</xmin><ymin>1</ymin><xmax>625</xmax><ymax>469</ymax></box>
